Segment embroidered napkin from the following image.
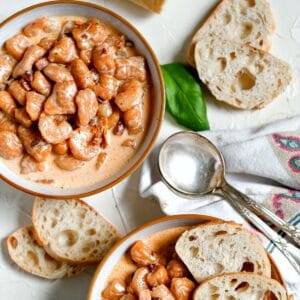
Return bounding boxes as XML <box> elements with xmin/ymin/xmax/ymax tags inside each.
<box><xmin>140</xmin><ymin>115</ymin><xmax>300</xmax><ymax>297</ymax></box>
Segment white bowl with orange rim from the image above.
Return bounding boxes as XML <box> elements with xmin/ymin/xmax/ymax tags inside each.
<box><xmin>0</xmin><ymin>1</ymin><xmax>165</xmax><ymax>198</ymax></box>
<box><xmin>87</xmin><ymin>214</ymin><xmax>285</xmax><ymax>300</ymax></box>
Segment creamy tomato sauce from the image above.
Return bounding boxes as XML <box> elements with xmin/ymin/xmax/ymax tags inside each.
<box><xmin>0</xmin><ymin>16</ymin><xmax>151</xmax><ymax>189</ymax></box>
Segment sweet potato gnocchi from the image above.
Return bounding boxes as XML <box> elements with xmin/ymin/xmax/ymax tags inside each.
<box><xmin>0</xmin><ymin>16</ymin><xmax>150</xmax><ymax>188</ymax></box>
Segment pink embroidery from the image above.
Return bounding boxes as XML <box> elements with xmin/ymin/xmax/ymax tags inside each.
<box><xmin>272</xmin><ymin>190</ymin><xmax>300</xmax><ymax>220</ymax></box>
<box><xmin>272</xmin><ymin>133</ymin><xmax>300</xmax><ymax>173</ymax></box>
<box><xmin>272</xmin><ymin>133</ymin><xmax>300</xmax><ymax>152</ymax></box>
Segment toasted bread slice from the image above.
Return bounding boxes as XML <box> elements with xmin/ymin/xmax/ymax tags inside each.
<box><xmin>32</xmin><ymin>198</ymin><xmax>120</xmax><ymax>265</ymax></box>
<box><xmin>7</xmin><ymin>226</ymin><xmax>83</xmax><ymax>279</ymax></box>
<box><xmin>193</xmin><ymin>272</ymin><xmax>288</xmax><ymax>300</ymax></box>
<box><xmin>194</xmin><ymin>35</ymin><xmax>291</xmax><ymax>109</ymax></box>
<box><xmin>175</xmin><ymin>221</ymin><xmax>271</xmax><ymax>282</ymax></box>
<box><xmin>188</xmin><ymin>0</ymin><xmax>275</xmax><ymax>65</ymax></box>
<box><xmin>129</xmin><ymin>0</ymin><xmax>165</xmax><ymax>13</ymax></box>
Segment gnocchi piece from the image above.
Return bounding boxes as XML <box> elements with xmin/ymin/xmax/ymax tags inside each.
<box><xmin>52</xmin><ymin>142</ymin><xmax>68</xmax><ymax>155</ymax></box>
<box><xmin>23</xmin><ymin>17</ymin><xmax>60</xmax><ymax>37</ymax></box>
<box><xmin>68</xmin><ymin>125</ymin><xmax>101</xmax><ymax>161</ymax></box>
<box><xmin>38</xmin><ymin>113</ymin><xmax>73</xmax><ymax>144</ymax></box>
<box><xmin>131</xmin><ymin>267</ymin><xmax>149</xmax><ymax>295</ymax></box>
<box><xmin>102</xmin><ymin>279</ymin><xmax>126</xmax><ymax>300</ymax></box>
<box><xmin>18</xmin><ymin>126</ymin><xmax>52</xmax><ymax>162</ymax></box>
<box><xmin>44</xmin><ymin>81</ymin><xmax>77</xmax><ymax>115</ymax></box>
<box><xmin>38</xmin><ymin>39</ymin><xmax>55</xmax><ymax>51</ymax></box>
<box><xmin>14</xmin><ymin>108</ymin><xmax>33</xmax><ymax>128</ymax></box>
<box><xmin>0</xmin><ymin>54</ymin><xmax>16</xmax><ymax>84</ymax></box>
<box><xmin>0</xmin><ymin>130</ymin><xmax>23</xmax><ymax>159</ymax></box>
<box><xmin>31</xmin><ymin>71</ymin><xmax>51</xmax><ymax>96</ymax></box>
<box><xmin>48</xmin><ymin>36</ymin><xmax>78</xmax><ymax>64</ymax></box>
<box><xmin>13</xmin><ymin>45</ymin><xmax>46</xmax><ymax>78</ymax></box>
<box><xmin>92</xmin><ymin>45</ymin><xmax>115</xmax><ymax>75</ymax></box>
<box><xmin>8</xmin><ymin>80</ymin><xmax>27</xmax><ymax>105</ymax></box>
<box><xmin>151</xmin><ymin>284</ymin><xmax>175</xmax><ymax>300</ymax></box>
<box><xmin>54</xmin><ymin>154</ymin><xmax>84</xmax><ymax>171</ymax></box>
<box><xmin>70</xmin><ymin>59</ymin><xmax>94</xmax><ymax>89</ymax></box>
<box><xmin>72</xmin><ymin>18</ymin><xmax>109</xmax><ymax>50</ymax></box>
<box><xmin>43</xmin><ymin>63</ymin><xmax>73</xmax><ymax>83</ymax></box>
<box><xmin>123</xmin><ymin>105</ymin><xmax>143</xmax><ymax>135</ymax></box>
<box><xmin>130</xmin><ymin>240</ymin><xmax>158</xmax><ymax>267</ymax></box>
<box><xmin>170</xmin><ymin>278</ymin><xmax>196</xmax><ymax>300</ymax></box>
<box><xmin>115</xmin><ymin>79</ymin><xmax>144</xmax><ymax>112</ymax></box>
<box><xmin>0</xmin><ymin>90</ymin><xmax>17</xmax><ymax>115</ymax></box>
<box><xmin>75</xmin><ymin>88</ymin><xmax>98</xmax><ymax>126</ymax></box>
<box><xmin>5</xmin><ymin>34</ymin><xmax>31</xmax><ymax>60</ymax></box>
<box><xmin>97</xmin><ymin>100</ymin><xmax>113</xmax><ymax>119</ymax></box>
<box><xmin>25</xmin><ymin>91</ymin><xmax>46</xmax><ymax>121</ymax></box>
<box><xmin>115</xmin><ymin>56</ymin><xmax>146</xmax><ymax>82</ymax></box>
<box><xmin>20</xmin><ymin>155</ymin><xmax>46</xmax><ymax>174</ymax></box>
<box><xmin>93</xmin><ymin>74</ymin><xmax>118</xmax><ymax>100</ymax></box>
<box><xmin>0</xmin><ymin>111</ymin><xmax>18</xmax><ymax>133</ymax></box>
<box><xmin>146</xmin><ymin>265</ymin><xmax>170</xmax><ymax>287</ymax></box>
<box><xmin>166</xmin><ymin>259</ymin><xmax>189</xmax><ymax>279</ymax></box>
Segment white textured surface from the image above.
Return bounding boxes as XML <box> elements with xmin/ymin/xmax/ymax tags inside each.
<box><xmin>0</xmin><ymin>0</ymin><xmax>299</xmax><ymax>299</ymax></box>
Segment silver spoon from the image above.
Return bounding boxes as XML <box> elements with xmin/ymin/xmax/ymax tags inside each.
<box><xmin>158</xmin><ymin>131</ymin><xmax>300</xmax><ymax>273</ymax></box>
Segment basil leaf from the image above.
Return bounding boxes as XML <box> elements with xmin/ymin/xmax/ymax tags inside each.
<box><xmin>161</xmin><ymin>63</ymin><xmax>209</xmax><ymax>131</ymax></box>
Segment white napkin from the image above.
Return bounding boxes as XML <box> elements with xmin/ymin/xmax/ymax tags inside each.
<box><xmin>140</xmin><ymin>115</ymin><xmax>300</xmax><ymax>297</ymax></box>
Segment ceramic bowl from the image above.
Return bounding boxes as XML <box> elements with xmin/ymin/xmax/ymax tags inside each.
<box><xmin>87</xmin><ymin>214</ymin><xmax>284</xmax><ymax>300</ymax></box>
<box><xmin>0</xmin><ymin>1</ymin><xmax>164</xmax><ymax>198</ymax></box>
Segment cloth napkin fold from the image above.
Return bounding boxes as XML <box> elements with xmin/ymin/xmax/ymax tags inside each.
<box><xmin>140</xmin><ymin>115</ymin><xmax>300</xmax><ymax>297</ymax></box>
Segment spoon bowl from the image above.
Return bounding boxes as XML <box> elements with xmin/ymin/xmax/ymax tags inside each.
<box><xmin>158</xmin><ymin>131</ymin><xmax>224</xmax><ymax>196</ymax></box>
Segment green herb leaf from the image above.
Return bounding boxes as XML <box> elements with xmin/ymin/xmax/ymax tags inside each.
<box><xmin>161</xmin><ymin>63</ymin><xmax>209</xmax><ymax>131</ymax></box>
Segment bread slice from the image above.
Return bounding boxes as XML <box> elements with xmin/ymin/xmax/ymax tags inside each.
<box><xmin>175</xmin><ymin>221</ymin><xmax>271</xmax><ymax>282</ymax></box>
<box><xmin>188</xmin><ymin>0</ymin><xmax>276</xmax><ymax>66</ymax></box>
<box><xmin>194</xmin><ymin>35</ymin><xmax>292</xmax><ymax>109</ymax></box>
<box><xmin>193</xmin><ymin>273</ymin><xmax>288</xmax><ymax>300</ymax></box>
<box><xmin>32</xmin><ymin>198</ymin><xmax>120</xmax><ymax>265</ymax></box>
<box><xmin>7</xmin><ymin>226</ymin><xmax>83</xmax><ymax>279</ymax></box>
<box><xmin>129</xmin><ymin>0</ymin><xmax>165</xmax><ymax>13</ymax></box>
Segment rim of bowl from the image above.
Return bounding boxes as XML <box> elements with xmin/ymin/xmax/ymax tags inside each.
<box><xmin>86</xmin><ymin>214</ymin><xmax>285</xmax><ymax>300</ymax></box>
<box><xmin>0</xmin><ymin>0</ymin><xmax>165</xmax><ymax>199</ymax></box>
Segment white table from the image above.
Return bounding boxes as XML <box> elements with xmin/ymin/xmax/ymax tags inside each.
<box><xmin>0</xmin><ymin>0</ymin><xmax>299</xmax><ymax>299</ymax></box>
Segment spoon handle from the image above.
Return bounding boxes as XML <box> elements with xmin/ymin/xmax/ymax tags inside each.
<box><xmin>222</xmin><ymin>189</ymin><xmax>300</xmax><ymax>275</ymax></box>
<box><xmin>223</xmin><ymin>183</ymin><xmax>300</xmax><ymax>248</ymax></box>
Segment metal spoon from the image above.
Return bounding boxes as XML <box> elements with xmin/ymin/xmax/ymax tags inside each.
<box><xmin>158</xmin><ymin>131</ymin><xmax>300</xmax><ymax>273</ymax></box>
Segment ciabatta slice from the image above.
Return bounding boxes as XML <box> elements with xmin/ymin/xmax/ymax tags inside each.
<box><xmin>175</xmin><ymin>221</ymin><xmax>271</xmax><ymax>282</ymax></box>
<box><xmin>188</xmin><ymin>0</ymin><xmax>275</xmax><ymax>65</ymax></box>
<box><xmin>193</xmin><ymin>273</ymin><xmax>288</xmax><ymax>300</ymax></box>
<box><xmin>194</xmin><ymin>36</ymin><xmax>292</xmax><ymax>109</ymax></box>
<box><xmin>7</xmin><ymin>226</ymin><xmax>83</xmax><ymax>279</ymax></box>
<box><xmin>32</xmin><ymin>198</ymin><xmax>119</xmax><ymax>264</ymax></box>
